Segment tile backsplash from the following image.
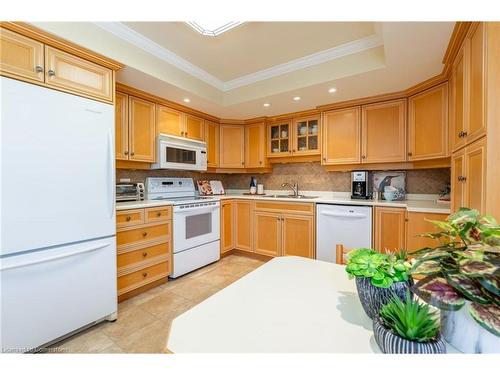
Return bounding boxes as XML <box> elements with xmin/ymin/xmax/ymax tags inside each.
<box><xmin>116</xmin><ymin>163</ymin><xmax>450</xmax><ymax>195</ymax></box>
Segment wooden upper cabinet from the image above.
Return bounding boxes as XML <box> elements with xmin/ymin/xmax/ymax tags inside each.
<box><xmin>129</xmin><ymin>96</ymin><xmax>155</xmax><ymax>162</ymax></box>
<box><xmin>205</xmin><ymin>121</ymin><xmax>219</xmax><ymax>167</ymax></box>
<box><xmin>0</xmin><ymin>27</ymin><xmax>44</xmax><ymax>82</ymax></box>
<box><xmin>322</xmin><ymin>107</ymin><xmax>361</xmax><ymax>165</ymax></box>
<box><xmin>245</xmin><ymin>122</ymin><xmax>266</xmax><ymax>168</ymax></box>
<box><xmin>282</xmin><ymin>214</ymin><xmax>314</xmax><ymax>258</ymax></box>
<box><xmin>374</xmin><ymin>207</ymin><xmax>406</xmax><ymax>253</ymax></box>
<box><xmin>464</xmin><ymin>137</ymin><xmax>486</xmax><ymax>213</ymax></box>
<box><xmin>451</xmin><ymin>148</ymin><xmax>466</xmax><ymax>212</ymax></box>
<box><xmin>219</xmin><ymin>124</ymin><xmax>245</xmax><ymax>168</ymax></box>
<box><xmin>408</xmin><ymin>83</ymin><xmax>448</xmax><ymax>160</ymax></box>
<box><xmin>292</xmin><ymin>116</ymin><xmax>320</xmax><ymax>155</ymax></box>
<box><xmin>115</xmin><ymin>92</ymin><xmax>129</xmax><ymax>160</ymax></box>
<box><xmin>450</xmin><ymin>43</ymin><xmax>467</xmax><ymax>152</ymax></box>
<box><xmin>361</xmin><ymin>99</ymin><xmax>407</xmax><ymax>163</ymax></box>
<box><xmin>254</xmin><ymin>211</ymin><xmax>281</xmax><ymax>257</ymax></box>
<box><xmin>467</xmin><ymin>22</ymin><xmax>486</xmax><ymax>144</ymax></box>
<box><xmin>185</xmin><ymin>115</ymin><xmax>205</xmax><ymax>141</ymax></box>
<box><xmin>44</xmin><ymin>46</ymin><xmax>112</xmax><ymax>102</ymax></box>
<box><xmin>221</xmin><ymin>201</ymin><xmax>234</xmax><ymax>254</ymax></box>
<box><xmin>268</xmin><ymin>120</ymin><xmax>292</xmax><ymax>157</ymax></box>
<box><xmin>406</xmin><ymin>212</ymin><xmax>448</xmax><ymax>253</ymax></box>
<box><xmin>157</xmin><ymin>106</ymin><xmax>183</xmax><ymax>137</ymax></box>
<box><xmin>234</xmin><ymin>200</ymin><xmax>252</xmax><ymax>252</ymax></box>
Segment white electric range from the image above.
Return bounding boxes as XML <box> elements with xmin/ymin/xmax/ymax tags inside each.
<box><xmin>146</xmin><ymin>177</ymin><xmax>220</xmax><ymax>277</ymax></box>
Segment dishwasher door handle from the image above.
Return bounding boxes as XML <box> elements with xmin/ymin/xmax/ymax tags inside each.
<box><xmin>320</xmin><ymin>211</ymin><xmax>368</xmax><ymax>219</ymax></box>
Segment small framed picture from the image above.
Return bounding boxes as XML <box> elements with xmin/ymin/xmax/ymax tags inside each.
<box><xmin>372</xmin><ymin>171</ymin><xmax>406</xmax><ymax>201</ymax></box>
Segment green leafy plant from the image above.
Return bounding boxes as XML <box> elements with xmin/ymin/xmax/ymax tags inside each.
<box><xmin>345</xmin><ymin>248</ymin><xmax>411</xmax><ymax>288</ymax></box>
<box><xmin>410</xmin><ymin>208</ymin><xmax>500</xmax><ymax>336</ymax></box>
<box><xmin>379</xmin><ymin>292</ymin><xmax>440</xmax><ymax>342</ymax></box>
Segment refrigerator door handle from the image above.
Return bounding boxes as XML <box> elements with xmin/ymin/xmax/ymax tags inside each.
<box><xmin>0</xmin><ymin>243</ymin><xmax>110</xmax><ymax>271</ymax></box>
<box><xmin>107</xmin><ymin>129</ymin><xmax>114</xmax><ymax>219</ymax></box>
<box><xmin>320</xmin><ymin>211</ymin><xmax>367</xmax><ymax>219</ymax></box>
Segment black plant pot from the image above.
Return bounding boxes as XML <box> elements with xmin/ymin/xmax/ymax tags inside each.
<box><xmin>373</xmin><ymin>318</ymin><xmax>446</xmax><ymax>354</ymax></box>
<box><xmin>355</xmin><ymin>276</ymin><xmax>413</xmax><ymax>319</ymax></box>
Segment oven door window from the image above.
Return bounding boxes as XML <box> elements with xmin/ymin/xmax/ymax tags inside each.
<box><xmin>166</xmin><ymin>146</ymin><xmax>196</xmax><ymax>165</ymax></box>
<box><xmin>185</xmin><ymin>212</ymin><xmax>212</xmax><ymax>239</ymax></box>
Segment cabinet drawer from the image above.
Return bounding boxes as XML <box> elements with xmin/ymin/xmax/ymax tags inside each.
<box><xmin>117</xmin><ymin>242</ymin><xmax>170</xmax><ymax>269</ymax></box>
<box><xmin>117</xmin><ymin>261</ymin><xmax>170</xmax><ymax>295</ymax></box>
<box><xmin>45</xmin><ymin>46</ymin><xmax>113</xmax><ymax>102</ymax></box>
<box><xmin>117</xmin><ymin>223</ymin><xmax>169</xmax><ymax>247</ymax></box>
<box><xmin>254</xmin><ymin>201</ymin><xmax>314</xmax><ymax>215</ymax></box>
<box><xmin>145</xmin><ymin>206</ymin><xmax>171</xmax><ymax>223</ymax></box>
<box><xmin>116</xmin><ymin>209</ymin><xmax>145</xmax><ymax>228</ymax></box>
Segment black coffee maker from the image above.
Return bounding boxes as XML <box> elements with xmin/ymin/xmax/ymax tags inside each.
<box><xmin>351</xmin><ymin>171</ymin><xmax>372</xmax><ymax>199</ymax></box>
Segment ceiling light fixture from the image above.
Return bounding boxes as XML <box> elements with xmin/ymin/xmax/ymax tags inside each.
<box><xmin>186</xmin><ymin>22</ymin><xmax>244</xmax><ymax>37</ymax></box>
<box><xmin>293</xmin><ymin>96</ymin><xmax>301</xmax><ymax>101</ymax></box>
<box><xmin>183</xmin><ymin>98</ymin><xmax>191</xmax><ymax>103</ymax></box>
<box><xmin>328</xmin><ymin>87</ymin><xmax>337</xmax><ymax>93</ymax></box>
<box><xmin>263</xmin><ymin>103</ymin><xmax>271</xmax><ymax>107</ymax></box>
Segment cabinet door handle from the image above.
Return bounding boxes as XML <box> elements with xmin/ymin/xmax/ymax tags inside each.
<box><xmin>408</xmin><ymin>152</ymin><xmax>413</xmax><ymax>157</ymax></box>
<box><xmin>462</xmin><ymin>131</ymin><xmax>468</xmax><ymax>137</ymax></box>
<box><xmin>35</xmin><ymin>65</ymin><xmax>43</xmax><ymax>73</ymax></box>
<box><xmin>156</xmin><ymin>212</ymin><xmax>162</xmax><ymax>217</ymax></box>
<box><xmin>362</xmin><ymin>155</ymin><xmax>366</xmax><ymax>159</ymax></box>
<box><xmin>125</xmin><ymin>216</ymin><xmax>131</xmax><ymax>222</ymax></box>
<box><xmin>323</xmin><ymin>157</ymin><xmax>326</xmax><ymax>162</ymax></box>
<box><xmin>142</xmin><ymin>231</ymin><xmax>148</xmax><ymax>237</ymax></box>
<box><xmin>241</xmin><ymin>162</ymin><xmax>245</xmax><ymax>165</ymax></box>
<box><xmin>259</xmin><ymin>161</ymin><xmax>262</xmax><ymax>165</ymax></box>
<box><xmin>185</xmin><ymin>132</ymin><xmax>188</xmax><ymax>136</ymax></box>
<box><xmin>458</xmin><ymin>176</ymin><xmax>467</xmax><ymax>182</ymax></box>
<box><xmin>142</xmin><ymin>272</ymin><xmax>148</xmax><ymax>278</ymax></box>
<box><xmin>131</xmin><ymin>152</ymin><xmax>135</xmax><ymax>156</ymax></box>
<box><xmin>124</xmin><ymin>151</ymin><xmax>129</xmax><ymax>155</ymax></box>
<box><xmin>142</xmin><ymin>252</ymin><xmax>148</xmax><ymax>257</ymax></box>
<box><xmin>47</xmin><ymin>69</ymin><xmax>56</xmax><ymax>77</ymax></box>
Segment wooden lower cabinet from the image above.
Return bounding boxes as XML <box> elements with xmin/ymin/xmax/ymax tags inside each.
<box><xmin>406</xmin><ymin>212</ymin><xmax>448</xmax><ymax>253</ymax></box>
<box><xmin>234</xmin><ymin>200</ymin><xmax>252</xmax><ymax>252</ymax></box>
<box><xmin>253</xmin><ymin>211</ymin><xmax>281</xmax><ymax>257</ymax></box>
<box><xmin>116</xmin><ymin>206</ymin><xmax>172</xmax><ymax>302</ymax></box>
<box><xmin>374</xmin><ymin>207</ymin><xmax>406</xmax><ymax>253</ymax></box>
<box><xmin>282</xmin><ymin>214</ymin><xmax>315</xmax><ymax>258</ymax></box>
<box><xmin>221</xmin><ymin>201</ymin><xmax>234</xmax><ymax>254</ymax></box>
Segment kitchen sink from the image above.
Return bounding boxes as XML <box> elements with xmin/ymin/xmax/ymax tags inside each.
<box><xmin>264</xmin><ymin>194</ymin><xmax>318</xmax><ymax>199</ymax></box>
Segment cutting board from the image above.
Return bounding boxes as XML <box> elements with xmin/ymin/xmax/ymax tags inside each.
<box><xmin>210</xmin><ymin>180</ymin><xmax>225</xmax><ymax>195</ymax></box>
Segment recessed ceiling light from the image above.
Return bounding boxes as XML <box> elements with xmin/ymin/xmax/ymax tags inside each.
<box><xmin>328</xmin><ymin>87</ymin><xmax>337</xmax><ymax>93</ymax></box>
<box><xmin>293</xmin><ymin>96</ymin><xmax>301</xmax><ymax>101</ymax></box>
<box><xmin>263</xmin><ymin>103</ymin><xmax>271</xmax><ymax>107</ymax></box>
<box><xmin>186</xmin><ymin>22</ymin><xmax>244</xmax><ymax>37</ymax></box>
<box><xmin>183</xmin><ymin>98</ymin><xmax>191</xmax><ymax>103</ymax></box>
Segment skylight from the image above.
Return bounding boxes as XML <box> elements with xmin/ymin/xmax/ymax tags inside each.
<box><xmin>186</xmin><ymin>21</ymin><xmax>244</xmax><ymax>37</ymax></box>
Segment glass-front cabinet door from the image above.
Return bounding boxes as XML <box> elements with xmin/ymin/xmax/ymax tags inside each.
<box><xmin>268</xmin><ymin>120</ymin><xmax>292</xmax><ymax>157</ymax></box>
<box><xmin>292</xmin><ymin>116</ymin><xmax>320</xmax><ymax>155</ymax></box>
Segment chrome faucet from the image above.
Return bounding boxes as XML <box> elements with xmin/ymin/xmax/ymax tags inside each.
<box><xmin>281</xmin><ymin>181</ymin><xmax>299</xmax><ymax>197</ymax></box>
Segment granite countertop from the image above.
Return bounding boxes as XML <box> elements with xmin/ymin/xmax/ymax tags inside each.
<box><xmin>116</xmin><ymin>190</ymin><xmax>451</xmax><ymax>214</ymax></box>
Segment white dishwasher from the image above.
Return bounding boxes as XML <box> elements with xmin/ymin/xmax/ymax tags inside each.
<box><xmin>316</xmin><ymin>204</ymin><xmax>372</xmax><ymax>262</ymax></box>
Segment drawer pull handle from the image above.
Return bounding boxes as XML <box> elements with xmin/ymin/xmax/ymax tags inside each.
<box><xmin>156</xmin><ymin>212</ymin><xmax>162</xmax><ymax>217</ymax></box>
<box><xmin>142</xmin><ymin>231</ymin><xmax>148</xmax><ymax>237</ymax></box>
<box><xmin>126</xmin><ymin>216</ymin><xmax>131</xmax><ymax>221</ymax></box>
<box><xmin>142</xmin><ymin>252</ymin><xmax>148</xmax><ymax>257</ymax></box>
<box><xmin>35</xmin><ymin>65</ymin><xmax>43</xmax><ymax>73</ymax></box>
<box><xmin>142</xmin><ymin>272</ymin><xmax>148</xmax><ymax>278</ymax></box>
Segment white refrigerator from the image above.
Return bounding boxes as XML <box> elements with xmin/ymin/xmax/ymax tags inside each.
<box><xmin>0</xmin><ymin>77</ymin><xmax>117</xmax><ymax>352</ymax></box>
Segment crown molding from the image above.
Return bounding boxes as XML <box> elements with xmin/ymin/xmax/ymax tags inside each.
<box><xmin>94</xmin><ymin>22</ymin><xmax>383</xmax><ymax>93</ymax></box>
<box><xmin>94</xmin><ymin>22</ymin><xmax>225</xmax><ymax>90</ymax></box>
<box><xmin>223</xmin><ymin>33</ymin><xmax>383</xmax><ymax>91</ymax></box>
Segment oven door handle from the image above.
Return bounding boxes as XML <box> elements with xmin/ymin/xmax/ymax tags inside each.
<box><xmin>174</xmin><ymin>205</ymin><xmax>219</xmax><ymax>214</ymax></box>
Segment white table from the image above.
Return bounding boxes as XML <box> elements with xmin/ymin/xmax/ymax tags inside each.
<box><xmin>167</xmin><ymin>256</ymin><xmax>381</xmax><ymax>353</ymax></box>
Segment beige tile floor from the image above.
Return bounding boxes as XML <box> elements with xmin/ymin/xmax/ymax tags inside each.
<box><xmin>49</xmin><ymin>253</ymin><xmax>266</xmax><ymax>354</ymax></box>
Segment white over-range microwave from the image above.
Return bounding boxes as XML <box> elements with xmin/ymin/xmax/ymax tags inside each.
<box><xmin>151</xmin><ymin>134</ymin><xmax>207</xmax><ymax>171</ymax></box>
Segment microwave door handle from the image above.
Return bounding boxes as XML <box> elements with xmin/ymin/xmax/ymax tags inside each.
<box><xmin>320</xmin><ymin>211</ymin><xmax>367</xmax><ymax>219</ymax></box>
<box><xmin>176</xmin><ymin>205</ymin><xmax>219</xmax><ymax>214</ymax></box>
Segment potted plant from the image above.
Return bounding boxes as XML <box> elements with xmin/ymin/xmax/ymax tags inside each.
<box><xmin>345</xmin><ymin>248</ymin><xmax>412</xmax><ymax>319</ymax></box>
<box><xmin>410</xmin><ymin>208</ymin><xmax>500</xmax><ymax>353</ymax></box>
<box><xmin>373</xmin><ymin>292</ymin><xmax>446</xmax><ymax>353</ymax></box>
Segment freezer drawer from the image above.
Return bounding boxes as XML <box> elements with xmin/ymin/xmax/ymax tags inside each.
<box><xmin>316</xmin><ymin>204</ymin><xmax>372</xmax><ymax>263</ymax></box>
<box><xmin>0</xmin><ymin>237</ymin><xmax>117</xmax><ymax>352</ymax></box>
